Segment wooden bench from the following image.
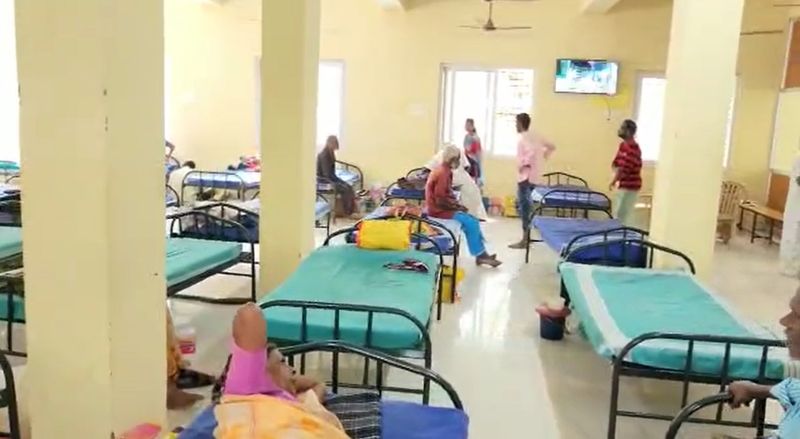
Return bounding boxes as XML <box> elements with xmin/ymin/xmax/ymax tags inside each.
<box><xmin>737</xmin><ymin>201</ymin><xmax>784</xmax><ymax>244</ymax></box>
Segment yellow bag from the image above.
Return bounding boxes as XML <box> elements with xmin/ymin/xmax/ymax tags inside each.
<box><xmin>357</xmin><ymin>219</ymin><xmax>411</xmax><ymax>250</ymax></box>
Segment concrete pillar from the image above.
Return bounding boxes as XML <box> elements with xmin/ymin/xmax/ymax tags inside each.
<box><xmin>15</xmin><ymin>0</ymin><xmax>166</xmax><ymax>436</ymax></box>
<box><xmin>650</xmin><ymin>0</ymin><xmax>745</xmax><ymax>276</ymax></box>
<box><xmin>259</xmin><ymin>0</ymin><xmax>320</xmax><ymax>291</ymax></box>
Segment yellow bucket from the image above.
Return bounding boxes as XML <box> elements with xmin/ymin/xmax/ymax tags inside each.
<box><xmin>503</xmin><ymin>195</ymin><xmax>519</xmax><ymax>217</ymax></box>
<box><xmin>440</xmin><ymin>265</ymin><xmax>465</xmax><ymax>303</ymax></box>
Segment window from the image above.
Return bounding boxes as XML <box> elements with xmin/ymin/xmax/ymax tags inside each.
<box><xmin>255</xmin><ymin>60</ymin><xmax>345</xmax><ymax>149</ymax></box>
<box><xmin>0</xmin><ymin>0</ymin><xmax>19</xmax><ymax>164</ymax></box>
<box><xmin>440</xmin><ymin>67</ymin><xmax>534</xmax><ymax>156</ymax></box>
<box><xmin>316</xmin><ymin>61</ymin><xmax>344</xmax><ymax>148</ymax></box>
<box><xmin>634</xmin><ymin>73</ymin><xmax>737</xmax><ymax>166</ymax></box>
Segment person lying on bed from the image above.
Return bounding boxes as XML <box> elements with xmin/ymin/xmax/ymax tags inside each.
<box><xmin>727</xmin><ymin>288</ymin><xmax>800</xmax><ymax>438</ymax></box>
<box><xmin>212</xmin><ymin>303</ymin><xmax>348</xmax><ymax>438</ymax></box>
<box><xmin>317</xmin><ymin>135</ymin><xmax>356</xmax><ymax>217</ymax></box>
<box><xmin>426</xmin><ymin>145</ymin><xmax>501</xmax><ymax>268</ymax></box>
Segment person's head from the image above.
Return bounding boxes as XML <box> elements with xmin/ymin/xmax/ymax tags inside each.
<box><xmin>266</xmin><ymin>344</ymin><xmax>297</xmax><ymax>394</ymax></box>
<box><xmin>780</xmin><ymin>289</ymin><xmax>800</xmax><ymax>359</ymax></box>
<box><xmin>325</xmin><ymin>135</ymin><xmax>340</xmax><ymax>151</ymax></box>
<box><xmin>465</xmin><ymin>118</ymin><xmax>476</xmax><ymax>134</ymax></box>
<box><xmin>516</xmin><ymin>113</ymin><xmax>531</xmax><ymax>134</ymax></box>
<box><xmin>441</xmin><ymin>145</ymin><xmax>461</xmax><ymax>169</ymax></box>
<box><xmin>618</xmin><ymin>119</ymin><xmax>637</xmax><ymax>141</ymax></box>
<box><xmin>182</xmin><ymin>160</ymin><xmax>196</xmax><ymax>170</ymax></box>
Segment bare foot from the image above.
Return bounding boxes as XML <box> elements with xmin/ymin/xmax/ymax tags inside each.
<box><xmin>232</xmin><ymin>303</ymin><xmax>267</xmax><ymax>352</ymax></box>
<box><xmin>167</xmin><ymin>382</ymin><xmax>204</xmax><ymax>410</ymax></box>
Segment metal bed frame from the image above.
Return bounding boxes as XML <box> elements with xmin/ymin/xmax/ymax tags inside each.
<box><xmin>0</xmin><ymin>350</ymin><xmax>20</xmax><ymax>439</ymax></box>
<box><xmin>0</xmin><ymin>202</ymin><xmax>27</xmax><ymax>357</ymax></box>
<box><xmin>212</xmin><ymin>340</ymin><xmax>464</xmax><ymax>410</ymax></box>
<box><xmin>524</xmin><ymin>189</ymin><xmax>614</xmax><ymax>263</ymax></box>
<box><xmin>181</xmin><ymin>170</ymin><xmax>258</xmax><ymax>202</ymax></box>
<box><xmin>317</xmin><ymin>160</ymin><xmax>365</xmax><ymax>212</ymax></box>
<box><xmin>542</xmin><ymin>171</ymin><xmax>589</xmax><ymax>187</ymax></box>
<box><xmin>257</xmin><ymin>225</ymin><xmax>444</xmax><ymax>403</ymax></box>
<box><xmin>560</xmin><ymin>238</ymin><xmax>783</xmax><ymax>438</ymax></box>
<box><xmin>383</xmin><ymin>167</ymin><xmax>430</xmax><ymax>204</ymax></box>
<box><xmin>665</xmin><ymin>392</ymin><xmax>778</xmax><ymax>438</ymax></box>
<box><xmin>166</xmin><ymin>184</ymin><xmax>180</xmax><ymax>208</ymax></box>
<box><xmin>167</xmin><ymin>211</ymin><xmax>257</xmax><ymax>305</ymax></box>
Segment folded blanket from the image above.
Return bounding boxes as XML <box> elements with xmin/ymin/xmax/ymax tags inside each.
<box><xmin>214</xmin><ymin>394</ymin><xmax>349</xmax><ymax>439</ymax></box>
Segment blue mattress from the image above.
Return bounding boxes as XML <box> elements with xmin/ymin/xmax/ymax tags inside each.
<box><xmin>532</xmin><ymin>217</ymin><xmax>645</xmax><ymax>265</ymax></box>
<box><xmin>363</xmin><ymin>206</ymin><xmax>461</xmax><ymax>255</ymax></box>
<box><xmin>166</xmin><ymin>191</ymin><xmax>178</xmax><ymax>208</ymax></box>
<box><xmin>387</xmin><ymin>187</ymin><xmax>426</xmax><ymax>200</ymax></box>
<box><xmin>318</xmin><ymin>169</ymin><xmax>361</xmax><ymax>191</ymax></box>
<box><xmin>183</xmin><ymin>171</ymin><xmax>261</xmax><ymax>190</ymax></box>
<box><xmin>166</xmin><ymin>238</ymin><xmax>243</xmax><ymax>286</ymax></box>
<box><xmin>261</xmin><ymin>245</ymin><xmax>439</xmax><ymax>349</ymax></box>
<box><xmin>532</xmin><ymin>185</ymin><xmax>609</xmax><ymax>209</ymax></box>
<box><xmin>559</xmin><ymin>263</ymin><xmax>787</xmax><ymax>379</ymax></box>
<box><xmin>179</xmin><ymin>400</ymin><xmax>468</xmax><ymax>439</ymax></box>
<box><xmin>0</xmin><ymin>227</ymin><xmax>22</xmax><ymax>261</ymax></box>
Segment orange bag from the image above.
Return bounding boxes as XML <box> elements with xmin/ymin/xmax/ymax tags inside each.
<box><xmin>357</xmin><ymin>220</ymin><xmax>411</xmax><ymax>250</ymax></box>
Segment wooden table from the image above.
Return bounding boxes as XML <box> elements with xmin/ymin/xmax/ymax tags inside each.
<box><xmin>737</xmin><ymin>202</ymin><xmax>784</xmax><ymax>244</ymax></box>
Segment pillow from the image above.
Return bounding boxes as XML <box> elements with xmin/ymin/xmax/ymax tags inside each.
<box><xmin>357</xmin><ymin>220</ymin><xmax>411</xmax><ymax>250</ymax></box>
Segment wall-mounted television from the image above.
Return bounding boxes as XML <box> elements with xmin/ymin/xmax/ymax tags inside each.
<box><xmin>554</xmin><ymin>59</ymin><xmax>619</xmax><ymax>95</ymax></box>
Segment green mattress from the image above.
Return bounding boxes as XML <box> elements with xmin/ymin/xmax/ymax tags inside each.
<box><xmin>165</xmin><ymin>238</ymin><xmax>242</xmax><ymax>287</ymax></box>
<box><xmin>560</xmin><ymin>263</ymin><xmax>787</xmax><ymax>379</ymax></box>
<box><xmin>260</xmin><ymin>245</ymin><xmax>440</xmax><ymax>350</ymax></box>
<box><xmin>0</xmin><ymin>227</ymin><xmax>22</xmax><ymax>261</ymax></box>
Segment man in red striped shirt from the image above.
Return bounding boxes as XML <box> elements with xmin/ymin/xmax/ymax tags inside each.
<box><xmin>609</xmin><ymin>119</ymin><xmax>642</xmax><ymax>225</ymax></box>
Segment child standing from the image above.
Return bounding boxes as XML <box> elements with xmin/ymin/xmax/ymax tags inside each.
<box><xmin>609</xmin><ymin>119</ymin><xmax>643</xmax><ymax>226</ymax></box>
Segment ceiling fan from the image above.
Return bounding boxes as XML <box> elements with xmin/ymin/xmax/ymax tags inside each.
<box><xmin>459</xmin><ymin>0</ymin><xmax>534</xmax><ymax>33</ymax></box>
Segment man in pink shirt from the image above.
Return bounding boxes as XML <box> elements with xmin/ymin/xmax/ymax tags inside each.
<box><xmin>510</xmin><ymin>113</ymin><xmax>556</xmax><ymax>249</ymax></box>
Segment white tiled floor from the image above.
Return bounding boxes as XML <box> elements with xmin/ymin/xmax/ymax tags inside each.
<box><xmin>8</xmin><ymin>216</ymin><xmax>799</xmax><ymax>438</ymax></box>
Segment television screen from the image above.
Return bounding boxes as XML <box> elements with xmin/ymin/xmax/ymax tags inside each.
<box><xmin>554</xmin><ymin>59</ymin><xmax>618</xmax><ymax>95</ymax></box>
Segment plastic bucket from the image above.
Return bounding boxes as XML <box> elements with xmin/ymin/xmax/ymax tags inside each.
<box><xmin>539</xmin><ymin>316</ymin><xmax>566</xmax><ymax>341</ymax></box>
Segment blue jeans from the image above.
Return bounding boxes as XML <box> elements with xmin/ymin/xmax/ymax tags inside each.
<box><xmin>453</xmin><ymin>211</ymin><xmax>487</xmax><ymax>256</ymax></box>
<box><xmin>517</xmin><ymin>181</ymin><xmax>534</xmax><ymax>232</ymax></box>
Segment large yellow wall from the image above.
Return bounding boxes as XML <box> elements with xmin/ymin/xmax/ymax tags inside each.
<box><xmin>165</xmin><ymin>0</ymin><xmax>789</xmax><ymax>202</ymax></box>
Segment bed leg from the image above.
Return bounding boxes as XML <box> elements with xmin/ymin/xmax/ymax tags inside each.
<box><xmin>362</xmin><ymin>358</ymin><xmax>370</xmax><ymax>386</ymax></box>
<box><xmin>450</xmin><ymin>252</ymin><xmax>458</xmax><ymax>305</ymax></box>
<box><xmin>607</xmin><ymin>364</ymin><xmax>622</xmax><ymax>439</ymax></box>
<box><xmin>525</xmin><ymin>228</ymin><xmax>531</xmax><ymax>264</ymax></box>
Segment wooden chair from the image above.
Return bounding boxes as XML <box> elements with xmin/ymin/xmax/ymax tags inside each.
<box><xmin>717</xmin><ymin>181</ymin><xmax>746</xmax><ymax>243</ymax></box>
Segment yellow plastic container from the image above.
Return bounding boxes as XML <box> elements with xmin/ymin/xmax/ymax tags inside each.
<box><xmin>503</xmin><ymin>195</ymin><xmax>519</xmax><ymax>217</ymax></box>
<box><xmin>440</xmin><ymin>265</ymin><xmax>465</xmax><ymax>303</ymax></box>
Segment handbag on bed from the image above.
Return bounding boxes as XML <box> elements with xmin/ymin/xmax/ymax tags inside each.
<box><xmin>356</xmin><ymin>219</ymin><xmax>411</xmax><ymax>250</ymax></box>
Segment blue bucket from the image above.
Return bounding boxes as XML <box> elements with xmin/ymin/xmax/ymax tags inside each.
<box><xmin>539</xmin><ymin>316</ymin><xmax>565</xmax><ymax>341</ymax></box>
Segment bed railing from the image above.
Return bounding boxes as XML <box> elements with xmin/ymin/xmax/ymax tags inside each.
<box><xmin>335</xmin><ymin>160</ymin><xmax>364</xmax><ymax>192</ymax></box>
<box><xmin>167</xmin><ymin>210</ymin><xmax>257</xmax><ymax>304</ymax></box>
<box><xmin>664</xmin><ymin>392</ymin><xmax>774</xmax><ymax>439</ymax></box>
<box><xmin>259</xmin><ymin>301</ymin><xmax>435</xmax><ymax>404</ymax></box>
<box><xmin>165</xmin><ymin>184</ymin><xmax>180</xmax><ymax>207</ymax></box>
<box><xmin>0</xmin><ymin>201</ymin><xmax>22</xmax><ymax>228</ymax></box>
<box><xmin>560</xmin><ymin>226</ymin><xmax>650</xmax><ymax>259</ymax></box>
<box><xmin>607</xmin><ymin>332</ymin><xmax>785</xmax><ymax>439</ymax></box>
<box><xmin>181</xmin><ymin>170</ymin><xmax>253</xmax><ymax>202</ymax></box>
<box><xmin>325</xmin><ymin>218</ymin><xmax>447</xmax><ymax>320</ymax></box>
<box><xmin>0</xmin><ymin>350</ymin><xmax>20</xmax><ymax>439</ymax></box>
<box><xmin>534</xmin><ymin>189</ymin><xmax>613</xmax><ymax>218</ymax></box>
<box><xmin>543</xmin><ymin>171</ymin><xmax>588</xmax><ymax>187</ymax></box>
<box><xmin>563</xmin><ymin>238</ymin><xmax>695</xmax><ymax>273</ymax></box>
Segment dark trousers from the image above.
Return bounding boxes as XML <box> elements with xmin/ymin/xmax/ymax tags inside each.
<box><xmin>334</xmin><ymin>180</ymin><xmax>355</xmax><ymax>216</ymax></box>
<box><xmin>517</xmin><ymin>181</ymin><xmax>534</xmax><ymax>232</ymax></box>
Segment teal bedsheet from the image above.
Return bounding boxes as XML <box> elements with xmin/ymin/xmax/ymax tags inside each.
<box><xmin>261</xmin><ymin>245</ymin><xmax>440</xmax><ymax>350</ymax></box>
<box><xmin>560</xmin><ymin>263</ymin><xmax>787</xmax><ymax>379</ymax></box>
<box><xmin>166</xmin><ymin>238</ymin><xmax>242</xmax><ymax>287</ymax></box>
<box><xmin>0</xmin><ymin>227</ymin><xmax>22</xmax><ymax>261</ymax></box>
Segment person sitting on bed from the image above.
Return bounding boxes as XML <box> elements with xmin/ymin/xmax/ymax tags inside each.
<box><xmin>727</xmin><ymin>288</ymin><xmax>800</xmax><ymax>438</ymax></box>
<box><xmin>212</xmin><ymin>303</ymin><xmax>347</xmax><ymax>438</ymax></box>
<box><xmin>426</xmin><ymin>145</ymin><xmax>501</xmax><ymax>268</ymax></box>
<box><xmin>317</xmin><ymin>135</ymin><xmax>355</xmax><ymax>217</ymax></box>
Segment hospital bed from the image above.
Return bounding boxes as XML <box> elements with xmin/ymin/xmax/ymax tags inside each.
<box><xmin>524</xmin><ymin>188</ymin><xmax>615</xmax><ymax>263</ymax></box>
<box><xmin>317</xmin><ymin>160</ymin><xmax>364</xmax><ymax>193</ymax></box>
<box><xmin>181</xmin><ymin>170</ymin><xmax>261</xmax><ymax>202</ymax></box>
<box><xmin>558</xmin><ymin>239</ymin><xmax>787</xmax><ymax>438</ymax></box>
<box><xmin>361</xmin><ymin>205</ymin><xmax>460</xmax><ymax>311</ymax></box>
<box><xmin>166</xmin><ymin>184</ymin><xmax>179</xmax><ymax>208</ymax></box>
<box><xmin>166</xmin><ymin>211</ymin><xmax>257</xmax><ymax>305</ymax></box>
<box><xmin>384</xmin><ymin>167</ymin><xmax>430</xmax><ymax>202</ymax></box>
<box><xmin>258</xmin><ymin>218</ymin><xmax>444</xmax><ymax>401</ymax></box>
<box><xmin>175</xmin><ymin>193</ymin><xmax>333</xmax><ymax>253</ymax></box>
<box><xmin>180</xmin><ymin>341</ymin><xmax>468</xmax><ymax>439</ymax></box>
<box><xmin>0</xmin><ymin>351</ymin><xmax>20</xmax><ymax>439</ymax></box>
